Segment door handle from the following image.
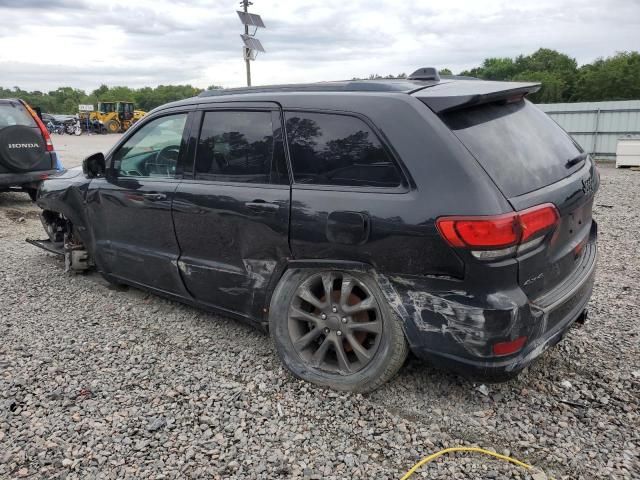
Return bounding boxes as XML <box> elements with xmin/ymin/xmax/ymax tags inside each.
<box><xmin>245</xmin><ymin>200</ymin><xmax>280</xmax><ymax>212</ymax></box>
<box><xmin>143</xmin><ymin>193</ymin><xmax>167</xmax><ymax>201</ymax></box>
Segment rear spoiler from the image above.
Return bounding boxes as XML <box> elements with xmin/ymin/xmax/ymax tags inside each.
<box><xmin>412</xmin><ymin>80</ymin><xmax>541</xmax><ymax>113</ymax></box>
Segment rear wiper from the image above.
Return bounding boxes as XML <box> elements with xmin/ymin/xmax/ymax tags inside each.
<box><xmin>566</xmin><ymin>153</ymin><xmax>588</xmax><ymax>168</ymax></box>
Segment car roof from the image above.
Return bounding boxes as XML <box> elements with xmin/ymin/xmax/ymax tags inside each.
<box><xmin>153</xmin><ymin>77</ymin><xmax>540</xmax><ymax>114</ymax></box>
<box><xmin>154</xmin><ymin>78</ymin><xmax>459</xmax><ymax>111</ymax></box>
<box><xmin>198</xmin><ymin>78</ymin><xmax>443</xmax><ymax>98</ymax></box>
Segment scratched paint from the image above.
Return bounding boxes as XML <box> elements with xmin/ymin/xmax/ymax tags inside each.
<box><xmin>243</xmin><ymin>259</ymin><xmax>277</xmax><ymax>289</ymax></box>
<box><xmin>378</xmin><ymin>273</ymin><xmax>521</xmax><ymax>356</ymax></box>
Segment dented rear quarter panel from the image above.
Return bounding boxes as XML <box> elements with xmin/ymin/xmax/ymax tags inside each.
<box><xmin>376</xmin><ymin>227</ymin><xmax>596</xmax><ymax>375</ymax></box>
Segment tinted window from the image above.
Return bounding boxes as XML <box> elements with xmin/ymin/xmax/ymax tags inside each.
<box><xmin>441</xmin><ymin>100</ymin><xmax>583</xmax><ymax>197</ymax></box>
<box><xmin>112</xmin><ymin>113</ymin><xmax>187</xmax><ymax>178</ymax></box>
<box><xmin>195</xmin><ymin>111</ymin><xmax>274</xmax><ymax>184</ymax></box>
<box><xmin>0</xmin><ymin>102</ymin><xmax>37</xmax><ymax>129</ymax></box>
<box><xmin>285</xmin><ymin>112</ymin><xmax>402</xmax><ymax>188</ymax></box>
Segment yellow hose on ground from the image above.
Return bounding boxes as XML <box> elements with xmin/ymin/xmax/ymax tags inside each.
<box><xmin>400</xmin><ymin>447</ymin><xmax>537</xmax><ymax>480</ymax></box>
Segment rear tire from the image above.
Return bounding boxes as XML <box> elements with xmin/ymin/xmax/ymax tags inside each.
<box><xmin>25</xmin><ymin>188</ymin><xmax>37</xmax><ymax>202</ymax></box>
<box><xmin>269</xmin><ymin>269</ymin><xmax>408</xmax><ymax>393</ymax></box>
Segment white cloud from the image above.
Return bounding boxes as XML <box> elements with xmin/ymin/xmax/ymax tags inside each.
<box><xmin>0</xmin><ymin>0</ymin><xmax>638</xmax><ymax>91</ymax></box>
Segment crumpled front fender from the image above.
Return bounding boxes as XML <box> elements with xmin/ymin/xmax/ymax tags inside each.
<box><xmin>36</xmin><ymin>166</ymin><xmax>93</xmax><ymax>248</ymax></box>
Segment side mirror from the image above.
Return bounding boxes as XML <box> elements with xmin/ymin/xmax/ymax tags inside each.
<box><xmin>82</xmin><ymin>152</ymin><xmax>106</xmax><ymax>179</ymax></box>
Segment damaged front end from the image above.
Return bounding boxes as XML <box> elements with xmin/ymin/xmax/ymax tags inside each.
<box><xmin>27</xmin><ymin>211</ymin><xmax>92</xmax><ymax>272</ymax></box>
<box><xmin>27</xmin><ymin>166</ymin><xmax>94</xmax><ymax>273</ymax></box>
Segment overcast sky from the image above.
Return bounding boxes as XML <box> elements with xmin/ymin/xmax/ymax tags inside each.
<box><xmin>0</xmin><ymin>0</ymin><xmax>638</xmax><ymax>92</ymax></box>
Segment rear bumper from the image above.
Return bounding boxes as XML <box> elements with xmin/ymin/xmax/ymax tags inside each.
<box><xmin>417</xmin><ymin>295</ymin><xmax>592</xmax><ymax>381</ymax></box>
<box><xmin>382</xmin><ymin>222</ymin><xmax>597</xmax><ymax>380</ymax></box>
<box><xmin>0</xmin><ymin>169</ymin><xmax>59</xmax><ymax>189</ymax></box>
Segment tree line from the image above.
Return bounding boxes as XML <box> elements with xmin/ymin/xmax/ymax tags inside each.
<box><xmin>361</xmin><ymin>49</ymin><xmax>640</xmax><ymax>104</ymax></box>
<box><xmin>0</xmin><ymin>84</ymin><xmax>222</xmax><ymax>115</ymax></box>
<box><xmin>2</xmin><ymin>49</ymin><xmax>638</xmax><ymax>113</ymax></box>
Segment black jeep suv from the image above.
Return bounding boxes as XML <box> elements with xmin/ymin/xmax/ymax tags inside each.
<box><xmin>0</xmin><ymin>98</ymin><xmax>59</xmax><ymax>200</ymax></box>
<box><xmin>30</xmin><ymin>69</ymin><xmax>598</xmax><ymax>392</ymax></box>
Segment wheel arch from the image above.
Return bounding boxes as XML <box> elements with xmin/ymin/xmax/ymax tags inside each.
<box><xmin>261</xmin><ymin>259</ymin><xmax>410</xmax><ymax>332</ymax></box>
<box><xmin>38</xmin><ymin>186</ymin><xmax>96</xmax><ymax>262</ymax></box>
<box><xmin>265</xmin><ymin>260</ymin><xmax>411</xmax><ymax>392</ymax></box>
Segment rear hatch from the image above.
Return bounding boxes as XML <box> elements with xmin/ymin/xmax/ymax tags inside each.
<box><xmin>416</xmin><ymin>81</ymin><xmax>598</xmax><ymax>299</ymax></box>
<box><xmin>0</xmin><ymin>100</ymin><xmax>52</xmax><ymax>174</ymax></box>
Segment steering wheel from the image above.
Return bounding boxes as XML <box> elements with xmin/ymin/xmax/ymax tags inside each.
<box><xmin>146</xmin><ymin>145</ymin><xmax>179</xmax><ymax>176</ymax></box>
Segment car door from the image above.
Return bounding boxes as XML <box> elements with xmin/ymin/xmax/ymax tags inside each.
<box><xmin>283</xmin><ymin>110</ymin><xmax>418</xmax><ymax>272</ymax></box>
<box><xmin>86</xmin><ymin>110</ymin><xmax>193</xmax><ymax>295</ymax></box>
<box><xmin>172</xmin><ymin>105</ymin><xmax>291</xmax><ymax>318</ymax></box>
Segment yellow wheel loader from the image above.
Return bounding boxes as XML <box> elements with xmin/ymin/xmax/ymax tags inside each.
<box><xmin>88</xmin><ymin>102</ymin><xmax>146</xmax><ymax>133</ymax></box>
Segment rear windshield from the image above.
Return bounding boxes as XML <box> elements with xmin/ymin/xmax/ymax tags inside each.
<box><xmin>0</xmin><ymin>101</ymin><xmax>37</xmax><ymax>129</ymax></box>
<box><xmin>441</xmin><ymin>100</ymin><xmax>582</xmax><ymax>197</ymax></box>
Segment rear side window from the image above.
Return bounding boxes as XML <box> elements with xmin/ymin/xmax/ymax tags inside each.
<box><xmin>285</xmin><ymin>112</ymin><xmax>402</xmax><ymax>188</ymax></box>
<box><xmin>441</xmin><ymin>100</ymin><xmax>582</xmax><ymax>197</ymax></box>
<box><xmin>0</xmin><ymin>102</ymin><xmax>37</xmax><ymax>129</ymax></box>
<box><xmin>195</xmin><ymin>111</ymin><xmax>274</xmax><ymax>184</ymax></box>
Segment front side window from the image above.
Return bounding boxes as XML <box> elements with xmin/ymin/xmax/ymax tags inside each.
<box><xmin>195</xmin><ymin>111</ymin><xmax>274</xmax><ymax>184</ymax></box>
<box><xmin>112</xmin><ymin>113</ymin><xmax>187</xmax><ymax>178</ymax></box>
<box><xmin>285</xmin><ymin>112</ymin><xmax>402</xmax><ymax>188</ymax></box>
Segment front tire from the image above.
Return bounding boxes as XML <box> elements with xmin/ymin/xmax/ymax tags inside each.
<box><xmin>106</xmin><ymin>120</ymin><xmax>120</xmax><ymax>134</ymax></box>
<box><xmin>269</xmin><ymin>269</ymin><xmax>408</xmax><ymax>392</ymax></box>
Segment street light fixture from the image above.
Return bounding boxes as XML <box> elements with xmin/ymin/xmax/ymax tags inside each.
<box><xmin>237</xmin><ymin>1</ymin><xmax>266</xmax><ymax>86</ymax></box>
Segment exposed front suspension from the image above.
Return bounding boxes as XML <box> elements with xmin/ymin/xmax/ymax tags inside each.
<box><xmin>28</xmin><ymin>211</ymin><xmax>93</xmax><ymax>272</ymax></box>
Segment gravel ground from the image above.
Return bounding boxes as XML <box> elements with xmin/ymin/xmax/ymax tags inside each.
<box><xmin>0</xmin><ymin>159</ymin><xmax>638</xmax><ymax>479</ymax></box>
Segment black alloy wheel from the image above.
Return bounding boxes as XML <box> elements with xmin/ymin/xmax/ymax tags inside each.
<box><xmin>288</xmin><ymin>271</ymin><xmax>383</xmax><ymax>374</ymax></box>
<box><xmin>270</xmin><ymin>269</ymin><xmax>408</xmax><ymax>392</ymax></box>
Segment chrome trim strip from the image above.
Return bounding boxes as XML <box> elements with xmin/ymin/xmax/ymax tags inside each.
<box><xmin>536</xmin><ymin>243</ymin><xmax>597</xmax><ymax>314</ymax></box>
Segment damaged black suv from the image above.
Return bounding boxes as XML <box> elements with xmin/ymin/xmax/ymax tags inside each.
<box><xmin>0</xmin><ymin>98</ymin><xmax>59</xmax><ymax>200</ymax></box>
<box><xmin>30</xmin><ymin>68</ymin><xmax>598</xmax><ymax>392</ymax></box>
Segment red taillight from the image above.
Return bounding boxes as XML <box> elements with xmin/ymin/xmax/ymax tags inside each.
<box><xmin>519</xmin><ymin>204</ymin><xmax>559</xmax><ymax>242</ymax></box>
<box><xmin>21</xmin><ymin>100</ymin><xmax>54</xmax><ymax>152</ymax></box>
<box><xmin>437</xmin><ymin>214</ymin><xmax>519</xmax><ymax>249</ymax></box>
<box><xmin>436</xmin><ymin>203</ymin><xmax>559</xmax><ymax>254</ymax></box>
<box><xmin>492</xmin><ymin>336</ymin><xmax>527</xmax><ymax>356</ymax></box>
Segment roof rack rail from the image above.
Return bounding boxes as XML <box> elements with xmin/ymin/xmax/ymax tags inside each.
<box><xmin>198</xmin><ymin>79</ymin><xmax>439</xmax><ymax>97</ymax></box>
<box><xmin>408</xmin><ymin>67</ymin><xmax>440</xmax><ymax>82</ymax></box>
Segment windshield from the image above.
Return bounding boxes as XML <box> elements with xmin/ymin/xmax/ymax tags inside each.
<box><xmin>441</xmin><ymin>100</ymin><xmax>583</xmax><ymax>197</ymax></box>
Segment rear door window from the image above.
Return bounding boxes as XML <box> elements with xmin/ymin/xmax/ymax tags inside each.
<box><xmin>441</xmin><ymin>100</ymin><xmax>583</xmax><ymax>197</ymax></box>
<box><xmin>0</xmin><ymin>102</ymin><xmax>37</xmax><ymax>129</ymax></box>
<box><xmin>285</xmin><ymin>112</ymin><xmax>402</xmax><ymax>188</ymax></box>
<box><xmin>195</xmin><ymin>111</ymin><xmax>275</xmax><ymax>184</ymax></box>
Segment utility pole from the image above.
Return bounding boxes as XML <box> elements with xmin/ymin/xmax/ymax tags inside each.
<box><xmin>237</xmin><ymin>1</ymin><xmax>265</xmax><ymax>87</ymax></box>
<box><xmin>242</xmin><ymin>0</ymin><xmax>251</xmax><ymax>87</ymax></box>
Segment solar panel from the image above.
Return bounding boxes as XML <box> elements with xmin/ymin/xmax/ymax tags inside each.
<box><xmin>240</xmin><ymin>34</ymin><xmax>265</xmax><ymax>53</ymax></box>
<box><xmin>236</xmin><ymin>11</ymin><xmax>266</xmax><ymax>28</ymax></box>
